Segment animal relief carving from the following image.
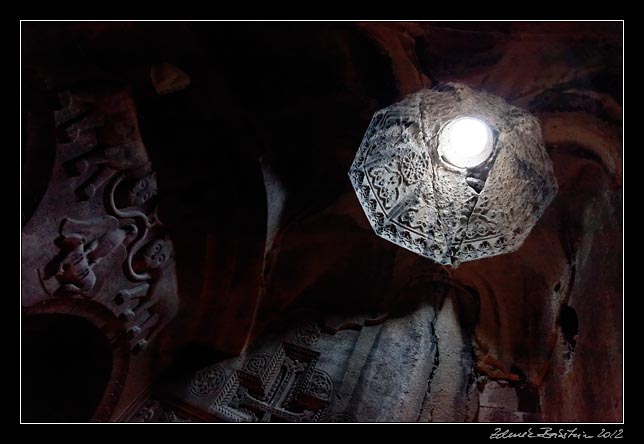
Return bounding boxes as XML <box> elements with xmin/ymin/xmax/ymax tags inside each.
<box><xmin>133</xmin><ymin>237</ymin><xmax>173</xmax><ymax>275</ymax></box>
<box><xmin>27</xmin><ymin>83</ymin><xmax>180</xmax><ymax>357</ymax></box>
<box><xmin>42</xmin><ymin>216</ymin><xmax>135</xmax><ymax>297</ymax></box>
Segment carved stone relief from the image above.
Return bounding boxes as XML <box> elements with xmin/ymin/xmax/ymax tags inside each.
<box><xmin>150</xmin><ymin>262</ymin><xmax>524</xmax><ymax>423</ymax></box>
<box><xmin>291</xmin><ymin>319</ymin><xmax>322</xmax><ymax>347</ymax></box>
<box><xmin>208</xmin><ymin>342</ymin><xmax>334</xmax><ymax>422</ymax></box>
<box><xmin>157</xmin><ymin>291</ymin><xmax>461</xmax><ymax>423</ymax></box>
<box><xmin>22</xmin><ymin>84</ymin><xmax>179</xmax><ymax>354</ymax></box>
<box><xmin>42</xmin><ymin>216</ymin><xmax>134</xmax><ymax>296</ymax></box>
<box><xmin>349</xmin><ymin>83</ymin><xmax>558</xmax><ymax>266</ymax></box>
<box><xmin>189</xmin><ymin>365</ymin><xmax>227</xmax><ymax>397</ymax></box>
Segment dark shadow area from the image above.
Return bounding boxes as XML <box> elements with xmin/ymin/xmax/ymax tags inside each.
<box><xmin>21</xmin><ymin>314</ymin><xmax>112</xmax><ymax>422</ymax></box>
<box><xmin>21</xmin><ymin>71</ymin><xmax>56</xmax><ymax>227</ymax></box>
<box><xmin>559</xmin><ymin>303</ymin><xmax>579</xmax><ymax>351</ymax></box>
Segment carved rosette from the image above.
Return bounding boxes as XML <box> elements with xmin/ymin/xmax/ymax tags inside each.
<box><xmin>304</xmin><ymin>369</ymin><xmax>333</xmax><ymax>401</ymax></box>
<box><xmin>21</xmin><ymin>82</ymin><xmax>179</xmax><ymax>354</ymax></box>
<box><xmin>189</xmin><ymin>365</ymin><xmax>226</xmax><ymax>397</ymax></box>
<box><xmin>291</xmin><ymin>320</ymin><xmax>322</xmax><ymax>347</ymax></box>
<box><xmin>349</xmin><ymin>83</ymin><xmax>558</xmax><ymax>265</ymax></box>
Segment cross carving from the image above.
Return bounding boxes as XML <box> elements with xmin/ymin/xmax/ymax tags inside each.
<box><xmin>210</xmin><ymin>342</ymin><xmax>333</xmax><ymax>423</ymax></box>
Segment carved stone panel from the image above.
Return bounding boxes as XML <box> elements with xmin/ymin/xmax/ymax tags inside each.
<box><xmin>349</xmin><ymin>83</ymin><xmax>558</xmax><ymax>265</ymax></box>
<box><xmin>209</xmin><ymin>343</ymin><xmax>334</xmax><ymax>422</ymax></box>
<box><xmin>158</xmin><ymin>302</ymin><xmax>447</xmax><ymax>423</ymax></box>
<box><xmin>22</xmin><ymin>84</ymin><xmax>179</xmax><ymax>354</ymax></box>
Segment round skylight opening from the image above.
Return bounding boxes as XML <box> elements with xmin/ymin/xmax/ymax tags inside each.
<box><xmin>438</xmin><ymin>117</ymin><xmax>493</xmax><ymax>169</ymax></box>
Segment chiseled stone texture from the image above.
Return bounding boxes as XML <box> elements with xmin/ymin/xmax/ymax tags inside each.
<box><xmin>159</xmin><ymin>303</ymin><xmax>446</xmax><ymax>422</ymax></box>
<box><xmin>349</xmin><ymin>83</ymin><xmax>558</xmax><ymax>266</ymax></box>
<box><xmin>158</xmin><ymin>284</ymin><xmax>487</xmax><ymax>423</ymax></box>
<box><xmin>21</xmin><ymin>82</ymin><xmax>180</xmax><ymax>419</ymax></box>
<box><xmin>22</xmin><ymin>85</ymin><xmax>179</xmax><ymax>351</ymax></box>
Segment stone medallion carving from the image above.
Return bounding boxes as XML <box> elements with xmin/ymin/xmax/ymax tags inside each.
<box><xmin>292</xmin><ymin>320</ymin><xmax>322</xmax><ymax>347</ymax></box>
<box><xmin>189</xmin><ymin>365</ymin><xmax>226</xmax><ymax>397</ymax></box>
<box><xmin>349</xmin><ymin>83</ymin><xmax>558</xmax><ymax>265</ymax></box>
<box><xmin>242</xmin><ymin>353</ymin><xmax>272</xmax><ymax>375</ymax></box>
<box><xmin>305</xmin><ymin>369</ymin><xmax>333</xmax><ymax>401</ymax></box>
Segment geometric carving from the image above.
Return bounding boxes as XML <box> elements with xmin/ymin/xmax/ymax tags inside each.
<box><xmin>159</xmin><ymin>301</ymin><xmax>459</xmax><ymax>423</ymax></box>
<box><xmin>208</xmin><ymin>342</ymin><xmax>333</xmax><ymax>422</ymax></box>
<box><xmin>304</xmin><ymin>369</ymin><xmax>333</xmax><ymax>402</ymax></box>
<box><xmin>189</xmin><ymin>365</ymin><xmax>226</xmax><ymax>397</ymax></box>
<box><xmin>349</xmin><ymin>83</ymin><xmax>558</xmax><ymax>265</ymax></box>
<box><xmin>242</xmin><ymin>353</ymin><xmax>272</xmax><ymax>374</ymax></box>
<box><xmin>292</xmin><ymin>320</ymin><xmax>322</xmax><ymax>347</ymax></box>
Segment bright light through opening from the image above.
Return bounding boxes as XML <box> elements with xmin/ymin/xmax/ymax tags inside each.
<box><xmin>438</xmin><ymin>117</ymin><xmax>493</xmax><ymax>169</ymax></box>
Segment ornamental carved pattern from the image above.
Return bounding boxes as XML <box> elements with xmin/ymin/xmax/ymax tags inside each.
<box><xmin>190</xmin><ymin>342</ymin><xmax>334</xmax><ymax>423</ymax></box>
<box><xmin>349</xmin><ymin>83</ymin><xmax>558</xmax><ymax>265</ymax></box>
<box><xmin>22</xmin><ymin>83</ymin><xmax>179</xmax><ymax>354</ymax></box>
